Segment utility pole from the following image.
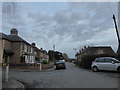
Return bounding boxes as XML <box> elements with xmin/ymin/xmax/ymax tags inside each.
<box><xmin>112</xmin><ymin>14</ymin><xmax>120</xmax><ymax>59</ymax></box>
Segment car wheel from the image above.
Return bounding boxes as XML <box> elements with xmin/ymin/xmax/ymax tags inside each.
<box><xmin>64</xmin><ymin>66</ymin><xmax>66</xmax><ymax>69</ymax></box>
<box><xmin>117</xmin><ymin>67</ymin><xmax>120</xmax><ymax>73</ymax></box>
<box><xmin>56</xmin><ymin>67</ymin><xmax>59</xmax><ymax>70</ymax></box>
<box><xmin>56</xmin><ymin>66</ymin><xmax>59</xmax><ymax>70</ymax></box>
<box><xmin>93</xmin><ymin>66</ymin><xmax>98</xmax><ymax>72</ymax></box>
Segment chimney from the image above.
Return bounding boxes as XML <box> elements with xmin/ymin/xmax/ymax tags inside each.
<box><xmin>10</xmin><ymin>28</ymin><xmax>18</xmax><ymax>35</ymax></box>
<box><xmin>31</xmin><ymin>42</ymin><xmax>36</xmax><ymax>47</ymax></box>
<box><xmin>84</xmin><ymin>46</ymin><xmax>87</xmax><ymax>49</ymax></box>
<box><xmin>40</xmin><ymin>48</ymin><xmax>43</xmax><ymax>51</ymax></box>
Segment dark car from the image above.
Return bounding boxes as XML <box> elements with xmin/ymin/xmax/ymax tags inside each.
<box><xmin>55</xmin><ymin>60</ymin><xmax>66</xmax><ymax>70</ymax></box>
<box><xmin>54</xmin><ymin>61</ymin><xmax>58</xmax><ymax>65</ymax></box>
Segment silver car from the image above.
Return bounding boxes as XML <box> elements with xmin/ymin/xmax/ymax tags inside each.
<box><xmin>91</xmin><ymin>57</ymin><xmax>120</xmax><ymax>72</ymax></box>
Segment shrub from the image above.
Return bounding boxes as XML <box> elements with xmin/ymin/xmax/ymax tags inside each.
<box><xmin>42</xmin><ymin>60</ymin><xmax>49</xmax><ymax>64</ymax></box>
<box><xmin>42</xmin><ymin>60</ymin><xmax>48</xmax><ymax>64</ymax></box>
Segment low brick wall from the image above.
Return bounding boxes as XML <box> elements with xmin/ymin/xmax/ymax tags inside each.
<box><xmin>4</xmin><ymin>62</ymin><xmax>54</xmax><ymax>70</ymax></box>
<box><xmin>41</xmin><ymin>63</ymin><xmax>54</xmax><ymax>70</ymax></box>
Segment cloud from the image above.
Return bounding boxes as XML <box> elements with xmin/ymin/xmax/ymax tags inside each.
<box><xmin>2</xmin><ymin>2</ymin><xmax>118</xmax><ymax>57</ymax></box>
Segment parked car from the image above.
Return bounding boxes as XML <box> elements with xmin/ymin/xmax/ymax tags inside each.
<box><xmin>54</xmin><ymin>61</ymin><xmax>58</xmax><ymax>65</ymax></box>
<box><xmin>55</xmin><ymin>60</ymin><xmax>66</xmax><ymax>70</ymax></box>
<box><xmin>91</xmin><ymin>57</ymin><xmax>120</xmax><ymax>72</ymax></box>
<box><xmin>54</xmin><ymin>60</ymin><xmax>65</xmax><ymax>65</ymax></box>
<box><xmin>59</xmin><ymin>60</ymin><xmax>66</xmax><ymax>63</ymax></box>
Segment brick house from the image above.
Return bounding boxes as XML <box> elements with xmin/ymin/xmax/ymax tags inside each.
<box><xmin>31</xmin><ymin>44</ymin><xmax>49</xmax><ymax>62</ymax></box>
<box><xmin>75</xmin><ymin>46</ymin><xmax>116</xmax><ymax>61</ymax></box>
<box><xmin>0</xmin><ymin>28</ymin><xmax>49</xmax><ymax>64</ymax></box>
<box><xmin>39</xmin><ymin>48</ymin><xmax>49</xmax><ymax>61</ymax></box>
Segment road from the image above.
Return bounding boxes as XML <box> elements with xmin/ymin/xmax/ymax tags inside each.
<box><xmin>0</xmin><ymin>64</ymin><xmax>2</xmax><ymax>90</ymax></box>
<box><xmin>8</xmin><ymin>62</ymin><xmax>119</xmax><ymax>88</ymax></box>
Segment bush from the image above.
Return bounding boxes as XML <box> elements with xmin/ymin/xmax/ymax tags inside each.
<box><xmin>42</xmin><ymin>60</ymin><xmax>49</xmax><ymax>64</ymax></box>
<box><xmin>80</xmin><ymin>54</ymin><xmax>116</xmax><ymax>69</ymax></box>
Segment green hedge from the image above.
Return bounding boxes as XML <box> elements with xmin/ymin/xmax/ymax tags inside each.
<box><xmin>42</xmin><ymin>60</ymin><xmax>49</xmax><ymax>64</ymax></box>
<box><xmin>80</xmin><ymin>54</ymin><xmax>116</xmax><ymax>69</ymax></box>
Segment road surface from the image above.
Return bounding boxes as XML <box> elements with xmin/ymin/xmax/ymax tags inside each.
<box><xmin>8</xmin><ymin>62</ymin><xmax>119</xmax><ymax>88</ymax></box>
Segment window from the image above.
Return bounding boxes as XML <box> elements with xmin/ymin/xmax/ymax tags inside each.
<box><xmin>104</xmin><ymin>59</ymin><xmax>112</xmax><ymax>63</ymax></box>
<box><xmin>111</xmin><ymin>59</ymin><xmax>119</xmax><ymax>63</ymax></box>
<box><xmin>96</xmin><ymin>58</ymin><xmax>105</xmax><ymax>62</ymax></box>
<box><xmin>30</xmin><ymin>48</ymin><xmax>33</xmax><ymax>53</ymax></box>
<box><xmin>24</xmin><ymin>44</ymin><xmax>27</xmax><ymax>52</ymax></box>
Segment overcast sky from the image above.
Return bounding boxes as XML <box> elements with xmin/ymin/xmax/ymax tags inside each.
<box><xmin>2</xmin><ymin>2</ymin><xmax>119</xmax><ymax>58</ymax></box>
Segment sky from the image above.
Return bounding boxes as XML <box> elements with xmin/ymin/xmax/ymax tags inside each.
<box><xmin>1</xmin><ymin>1</ymin><xmax>119</xmax><ymax>58</ymax></box>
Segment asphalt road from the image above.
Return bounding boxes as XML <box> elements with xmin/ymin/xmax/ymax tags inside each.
<box><xmin>8</xmin><ymin>62</ymin><xmax>119</xmax><ymax>88</ymax></box>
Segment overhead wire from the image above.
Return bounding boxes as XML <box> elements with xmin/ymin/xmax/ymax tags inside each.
<box><xmin>92</xmin><ymin>1</ymin><xmax>115</xmax><ymax>30</ymax></box>
<box><xmin>93</xmin><ymin>17</ymin><xmax>112</xmax><ymax>29</ymax></box>
<box><xmin>106</xmin><ymin>0</ymin><xmax>114</xmax><ymax>15</ymax></box>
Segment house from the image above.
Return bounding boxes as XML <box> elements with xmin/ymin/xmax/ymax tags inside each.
<box><xmin>39</xmin><ymin>48</ymin><xmax>49</xmax><ymax>61</ymax></box>
<box><xmin>0</xmin><ymin>28</ymin><xmax>36</xmax><ymax>64</ymax></box>
<box><xmin>0</xmin><ymin>28</ymin><xmax>49</xmax><ymax>64</ymax></box>
<box><xmin>75</xmin><ymin>46</ymin><xmax>116</xmax><ymax>61</ymax></box>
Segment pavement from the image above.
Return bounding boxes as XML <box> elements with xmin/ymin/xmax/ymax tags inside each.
<box><xmin>2</xmin><ymin>79</ymin><xmax>25</xmax><ymax>89</ymax></box>
<box><xmin>2</xmin><ymin>65</ymin><xmax>55</xmax><ymax>89</ymax></box>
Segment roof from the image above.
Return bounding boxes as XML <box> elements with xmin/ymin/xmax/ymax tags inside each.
<box><xmin>82</xmin><ymin>46</ymin><xmax>115</xmax><ymax>55</ymax></box>
<box><xmin>0</xmin><ymin>33</ymin><xmax>9</xmax><ymax>40</ymax></box>
<box><xmin>0</xmin><ymin>33</ymin><xmax>30</xmax><ymax>45</ymax></box>
<box><xmin>84</xmin><ymin>46</ymin><xmax>113</xmax><ymax>51</ymax></box>
<box><xmin>32</xmin><ymin>46</ymin><xmax>40</xmax><ymax>52</ymax></box>
<box><xmin>7</xmin><ymin>35</ymin><xmax>26</xmax><ymax>42</ymax></box>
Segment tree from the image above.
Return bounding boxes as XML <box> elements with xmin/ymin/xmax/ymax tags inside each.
<box><xmin>48</xmin><ymin>50</ymin><xmax>64</xmax><ymax>61</ymax></box>
<box><xmin>62</xmin><ymin>53</ymin><xmax>69</xmax><ymax>61</ymax></box>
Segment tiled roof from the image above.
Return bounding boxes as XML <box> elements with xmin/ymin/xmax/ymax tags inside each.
<box><xmin>7</xmin><ymin>35</ymin><xmax>26</xmax><ymax>42</ymax></box>
<box><xmin>0</xmin><ymin>33</ymin><xmax>8</xmax><ymax>40</ymax></box>
<box><xmin>83</xmin><ymin>46</ymin><xmax>115</xmax><ymax>55</ymax></box>
<box><xmin>0</xmin><ymin>33</ymin><xmax>30</xmax><ymax>45</ymax></box>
